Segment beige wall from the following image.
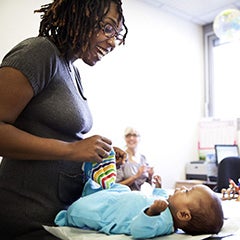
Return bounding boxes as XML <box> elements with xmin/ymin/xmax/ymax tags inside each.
<box><xmin>0</xmin><ymin>0</ymin><xmax>204</xmax><ymax>188</ymax></box>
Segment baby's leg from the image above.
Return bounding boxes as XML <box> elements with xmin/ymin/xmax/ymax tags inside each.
<box><xmin>83</xmin><ymin>149</ymin><xmax>116</xmax><ymax>189</ymax></box>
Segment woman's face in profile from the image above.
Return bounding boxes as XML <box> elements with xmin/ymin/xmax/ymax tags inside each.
<box><xmin>81</xmin><ymin>2</ymin><xmax>122</xmax><ymax>66</ymax></box>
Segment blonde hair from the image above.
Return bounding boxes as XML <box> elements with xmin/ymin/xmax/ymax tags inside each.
<box><xmin>124</xmin><ymin>127</ymin><xmax>140</xmax><ymax>137</ymax></box>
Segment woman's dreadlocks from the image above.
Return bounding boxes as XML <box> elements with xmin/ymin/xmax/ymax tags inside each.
<box><xmin>34</xmin><ymin>0</ymin><xmax>128</xmax><ymax>58</ymax></box>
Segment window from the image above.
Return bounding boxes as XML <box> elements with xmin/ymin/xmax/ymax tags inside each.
<box><xmin>204</xmin><ymin>24</ymin><xmax>240</xmax><ymax>118</ymax></box>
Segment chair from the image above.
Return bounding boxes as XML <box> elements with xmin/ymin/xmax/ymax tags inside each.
<box><xmin>217</xmin><ymin>157</ymin><xmax>240</xmax><ymax>193</ymax></box>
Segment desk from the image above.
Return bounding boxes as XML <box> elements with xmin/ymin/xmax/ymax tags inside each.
<box><xmin>175</xmin><ymin>179</ymin><xmax>217</xmax><ymax>190</ymax></box>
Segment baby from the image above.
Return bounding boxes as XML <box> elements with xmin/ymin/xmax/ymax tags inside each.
<box><xmin>55</xmin><ymin>175</ymin><xmax>224</xmax><ymax>238</ymax></box>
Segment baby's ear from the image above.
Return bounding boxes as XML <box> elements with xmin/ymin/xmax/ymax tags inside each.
<box><xmin>176</xmin><ymin>209</ymin><xmax>192</xmax><ymax>222</ymax></box>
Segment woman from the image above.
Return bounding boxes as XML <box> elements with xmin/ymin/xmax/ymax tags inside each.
<box><xmin>0</xmin><ymin>0</ymin><xmax>127</xmax><ymax>239</ymax></box>
<box><xmin>116</xmin><ymin>127</ymin><xmax>156</xmax><ymax>191</ymax></box>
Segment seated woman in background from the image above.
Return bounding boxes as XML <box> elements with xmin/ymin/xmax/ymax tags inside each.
<box><xmin>116</xmin><ymin>127</ymin><xmax>158</xmax><ymax>190</ymax></box>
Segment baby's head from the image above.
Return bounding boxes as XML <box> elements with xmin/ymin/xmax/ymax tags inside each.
<box><xmin>168</xmin><ymin>185</ymin><xmax>224</xmax><ymax>235</ymax></box>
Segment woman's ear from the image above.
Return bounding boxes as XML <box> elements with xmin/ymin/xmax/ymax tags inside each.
<box><xmin>176</xmin><ymin>209</ymin><xmax>192</xmax><ymax>222</ymax></box>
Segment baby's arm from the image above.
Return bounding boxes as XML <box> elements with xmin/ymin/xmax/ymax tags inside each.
<box><xmin>130</xmin><ymin>198</ymin><xmax>173</xmax><ymax>238</ymax></box>
<box><xmin>145</xmin><ymin>199</ymin><xmax>168</xmax><ymax>216</ymax></box>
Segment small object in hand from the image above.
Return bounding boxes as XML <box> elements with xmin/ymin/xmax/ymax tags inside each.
<box><xmin>83</xmin><ymin>149</ymin><xmax>116</xmax><ymax>189</ymax></box>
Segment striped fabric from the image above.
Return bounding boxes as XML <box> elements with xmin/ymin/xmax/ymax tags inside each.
<box><xmin>83</xmin><ymin>149</ymin><xmax>116</xmax><ymax>189</ymax></box>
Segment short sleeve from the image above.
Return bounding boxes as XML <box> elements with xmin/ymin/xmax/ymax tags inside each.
<box><xmin>0</xmin><ymin>37</ymin><xmax>59</xmax><ymax>96</ymax></box>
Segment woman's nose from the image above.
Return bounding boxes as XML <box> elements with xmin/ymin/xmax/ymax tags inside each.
<box><xmin>106</xmin><ymin>37</ymin><xmax>116</xmax><ymax>48</ymax></box>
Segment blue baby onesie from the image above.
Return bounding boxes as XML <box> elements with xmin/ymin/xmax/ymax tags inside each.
<box><xmin>55</xmin><ymin>180</ymin><xmax>174</xmax><ymax>239</ymax></box>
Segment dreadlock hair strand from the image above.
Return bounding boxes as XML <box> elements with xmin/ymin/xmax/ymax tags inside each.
<box><xmin>34</xmin><ymin>0</ymin><xmax>128</xmax><ymax>59</ymax></box>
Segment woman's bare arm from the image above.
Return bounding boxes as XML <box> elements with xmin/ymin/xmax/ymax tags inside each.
<box><xmin>0</xmin><ymin>67</ymin><xmax>112</xmax><ymax>163</ymax></box>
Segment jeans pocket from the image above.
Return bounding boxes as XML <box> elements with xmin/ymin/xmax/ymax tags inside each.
<box><xmin>58</xmin><ymin>171</ymin><xmax>86</xmax><ymax>205</ymax></box>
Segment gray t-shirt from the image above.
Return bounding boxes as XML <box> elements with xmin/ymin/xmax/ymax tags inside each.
<box><xmin>0</xmin><ymin>37</ymin><xmax>93</xmax><ymax>234</ymax></box>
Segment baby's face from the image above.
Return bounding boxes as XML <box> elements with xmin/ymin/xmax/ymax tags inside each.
<box><xmin>168</xmin><ymin>184</ymin><xmax>214</xmax><ymax>211</ymax></box>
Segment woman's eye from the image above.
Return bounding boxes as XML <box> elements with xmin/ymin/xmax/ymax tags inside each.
<box><xmin>105</xmin><ymin>25</ymin><xmax>114</xmax><ymax>34</ymax></box>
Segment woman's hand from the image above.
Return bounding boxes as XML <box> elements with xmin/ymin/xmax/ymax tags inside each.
<box><xmin>152</xmin><ymin>175</ymin><xmax>162</xmax><ymax>188</ymax></box>
<box><xmin>113</xmin><ymin>146</ymin><xmax>127</xmax><ymax>168</ymax></box>
<box><xmin>135</xmin><ymin>165</ymin><xmax>146</xmax><ymax>178</ymax></box>
<box><xmin>146</xmin><ymin>167</ymin><xmax>154</xmax><ymax>183</ymax></box>
<box><xmin>147</xmin><ymin>167</ymin><xmax>154</xmax><ymax>177</ymax></box>
<box><xmin>69</xmin><ymin>135</ymin><xmax>112</xmax><ymax>163</ymax></box>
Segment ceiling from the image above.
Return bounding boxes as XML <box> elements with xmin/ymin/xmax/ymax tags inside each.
<box><xmin>140</xmin><ymin>0</ymin><xmax>240</xmax><ymax>25</ymax></box>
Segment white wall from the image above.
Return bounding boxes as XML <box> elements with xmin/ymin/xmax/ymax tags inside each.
<box><xmin>0</xmin><ymin>0</ymin><xmax>204</xmax><ymax>189</ymax></box>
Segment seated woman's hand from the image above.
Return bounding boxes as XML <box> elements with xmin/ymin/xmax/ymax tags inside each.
<box><xmin>135</xmin><ymin>165</ymin><xmax>146</xmax><ymax>178</ymax></box>
<box><xmin>153</xmin><ymin>175</ymin><xmax>162</xmax><ymax>188</ymax></box>
<box><xmin>147</xmin><ymin>167</ymin><xmax>154</xmax><ymax>176</ymax></box>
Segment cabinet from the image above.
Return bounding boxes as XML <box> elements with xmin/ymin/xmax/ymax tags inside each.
<box><xmin>175</xmin><ymin>180</ymin><xmax>217</xmax><ymax>190</ymax></box>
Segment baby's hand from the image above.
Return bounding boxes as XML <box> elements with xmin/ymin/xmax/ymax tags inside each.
<box><xmin>145</xmin><ymin>199</ymin><xmax>168</xmax><ymax>216</ymax></box>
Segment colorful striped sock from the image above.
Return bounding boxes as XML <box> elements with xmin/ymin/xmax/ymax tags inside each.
<box><xmin>83</xmin><ymin>149</ymin><xmax>116</xmax><ymax>189</ymax></box>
